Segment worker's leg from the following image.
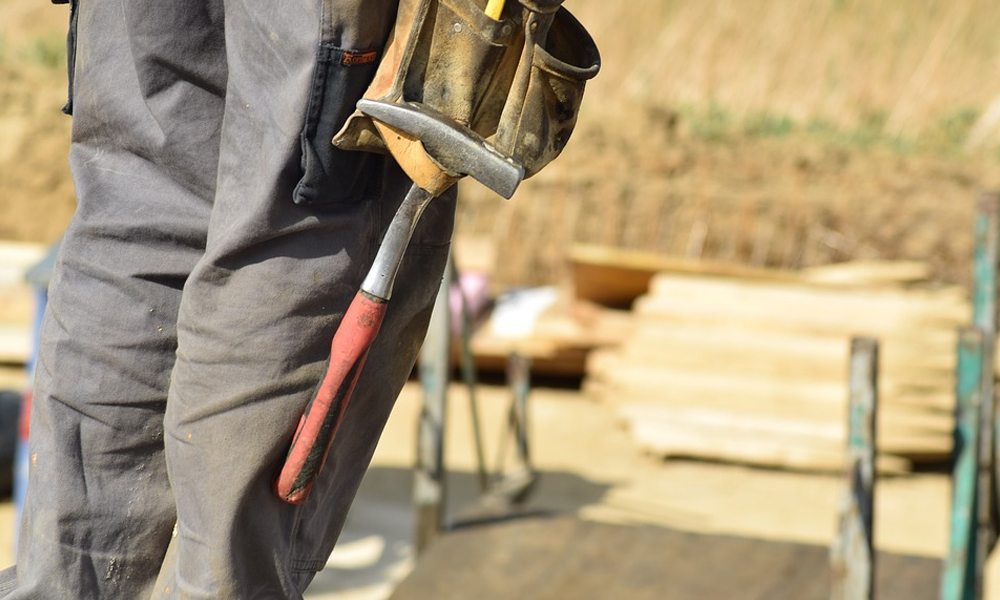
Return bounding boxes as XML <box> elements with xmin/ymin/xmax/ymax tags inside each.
<box><xmin>2</xmin><ymin>0</ymin><xmax>227</xmax><ymax>598</ymax></box>
<box><xmin>151</xmin><ymin>1</ymin><xmax>453</xmax><ymax>598</ymax></box>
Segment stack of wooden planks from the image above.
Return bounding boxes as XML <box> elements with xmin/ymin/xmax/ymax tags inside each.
<box><xmin>586</xmin><ymin>261</ymin><xmax>969</xmax><ymax>473</ymax></box>
<box><xmin>467</xmin><ymin>296</ymin><xmax>632</xmax><ymax>377</ymax></box>
<box><xmin>0</xmin><ymin>242</ymin><xmax>45</xmax><ymax>389</ymax></box>
<box><xmin>0</xmin><ymin>242</ymin><xmax>44</xmax><ymax>365</ymax></box>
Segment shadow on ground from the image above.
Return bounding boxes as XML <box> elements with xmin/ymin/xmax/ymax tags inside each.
<box><xmin>391</xmin><ymin>516</ymin><xmax>941</xmax><ymax>600</ymax></box>
<box><xmin>304</xmin><ymin>465</ymin><xmax>613</xmax><ymax>599</ymax></box>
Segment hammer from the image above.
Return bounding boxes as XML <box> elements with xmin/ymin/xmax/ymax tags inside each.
<box><xmin>276</xmin><ymin>100</ymin><xmax>523</xmax><ymax>504</ymax></box>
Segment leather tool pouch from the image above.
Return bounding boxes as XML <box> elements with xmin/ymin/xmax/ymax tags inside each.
<box><xmin>333</xmin><ymin>0</ymin><xmax>600</xmax><ymax>181</ymax></box>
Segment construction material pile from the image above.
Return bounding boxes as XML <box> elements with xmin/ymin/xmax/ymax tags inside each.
<box><xmin>585</xmin><ymin>259</ymin><xmax>970</xmax><ymax>473</ymax></box>
<box><xmin>0</xmin><ymin>242</ymin><xmax>43</xmax><ymax>364</ymax></box>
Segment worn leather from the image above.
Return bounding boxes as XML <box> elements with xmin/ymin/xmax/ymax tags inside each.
<box><xmin>333</xmin><ymin>0</ymin><xmax>600</xmax><ymax>182</ymax></box>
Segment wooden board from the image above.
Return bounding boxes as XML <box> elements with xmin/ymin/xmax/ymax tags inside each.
<box><xmin>620</xmin><ymin>404</ymin><xmax>950</xmax><ymax>466</ymax></box>
<box><xmin>588</xmin><ymin>357</ymin><xmax>953</xmax><ymax>410</ymax></box>
<box><xmin>0</xmin><ymin>242</ymin><xmax>45</xmax><ymax>287</ymax></box>
<box><xmin>618</xmin><ymin>322</ymin><xmax>956</xmax><ymax>373</ymax></box>
<box><xmin>391</xmin><ymin>516</ymin><xmax>939</xmax><ymax>600</ymax></box>
<box><xmin>570</xmin><ymin>243</ymin><xmax>802</xmax><ymax>307</ymax></box>
<box><xmin>0</xmin><ymin>241</ymin><xmax>45</xmax><ymax>365</ymax></box>
<box><xmin>585</xmin><ymin>267</ymin><xmax>967</xmax><ymax>471</ymax></box>
<box><xmin>641</xmin><ymin>276</ymin><xmax>967</xmax><ymax>332</ymax></box>
<box><xmin>801</xmin><ymin>260</ymin><xmax>932</xmax><ymax>287</ymax></box>
<box><xmin>466</xmin><ymin>302</ymin><xmax>632</xmax><ymax>378</ymax></box>
<box><xmin>0</xmin><ymin>326</ymin><xmax>30</xmax><ymax>365</ymax></box>
<box><xmin>570</xmin><ymin>244</ymin><xmax>936</xmax><ymax>308</ymax></box>
<box><xmin>589</xmin><ymin>345</ymin><xmax>955</xmax><ymax>399</ymax></box>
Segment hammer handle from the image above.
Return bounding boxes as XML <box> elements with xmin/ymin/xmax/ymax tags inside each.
<box><xmin>275</xmin><ymin>291</ymin><xmax>387</xmax><ymax>504</ymax></box>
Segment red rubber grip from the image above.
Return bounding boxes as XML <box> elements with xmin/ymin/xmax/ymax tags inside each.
<box><xmin>275</xmin><ymin>292</ymin><xmax>387</xmax><ymax>504</ymax></box>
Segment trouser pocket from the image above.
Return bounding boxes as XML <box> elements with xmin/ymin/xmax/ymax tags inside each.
<box><xmin>52</xmin><ymin>0</ymin><xmax>80</xmax><ymax>115</ymax></box>
<box><xmin>292</xmin><ymin>45</ymin><xmax>384</xmax><ymax>207</ymax></box>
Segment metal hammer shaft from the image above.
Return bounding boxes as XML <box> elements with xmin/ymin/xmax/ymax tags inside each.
<box><xmin>276</xmin><ymin>98</ymin><xmax>522</xmax><ymax>504</ymax></box>
<box><xmin>275</xmin><ymin>184</ymin><xmax>436</xmax><ymax>504</ymax></box>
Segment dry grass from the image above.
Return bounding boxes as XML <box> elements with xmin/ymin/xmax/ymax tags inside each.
<box><xmin>5</xmin><ymin>0</ymin><xmax>1000</xmax><ymax>288</ymax></box>
<box><xmin>573</xmin><ymin>0</ymin><xmax>1000</xmax><ymax>148</ymax></box>
<box><xmin>456</xmin><ymin>0</ymin><xmax>1000</xmax><ymax>288</ymax></box>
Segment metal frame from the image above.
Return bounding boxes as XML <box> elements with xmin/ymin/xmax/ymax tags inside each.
<box><xmin>414</xmin><ymin>250</ymin><xmax>538</xmax><ymax>553</ymax></box>
<box><xmin>941</xmin><ymin>192</ymin><xmax>1000</xmax><ymax>600</ymax></box>
<box><xmin>831</xmin><ymin>337</ymin><xmax>878</xmax><ymax>600</ymax></box>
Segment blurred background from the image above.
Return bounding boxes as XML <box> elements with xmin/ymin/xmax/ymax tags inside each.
<box><xmin>6</xmin><ymin>0</ymin><xmax>1000</xmax><ymax>598</ymax></box>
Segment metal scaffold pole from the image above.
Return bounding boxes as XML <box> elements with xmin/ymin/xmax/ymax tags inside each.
<box><xmin>831</xmin><ymin>337</ymin><xmax>879</xmax><ymax>600</ymax></box>
<box><xmin>414</xmin><ymin>254</ymin><xmax>453</xmax><ymax>553</ymax></box>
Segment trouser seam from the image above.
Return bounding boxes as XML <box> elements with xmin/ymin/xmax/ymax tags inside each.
<box><xmin>290</xmin><ymin>558</ymin><xmax>326</xmax><ymax>573</ymax></box>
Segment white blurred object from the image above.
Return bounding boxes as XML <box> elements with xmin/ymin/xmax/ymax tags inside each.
<box><xmin>489</xmin><ymin>287</ymin><xmax>558</xmax><ymax>339</ymax></box>
<box><xmin>325</xmin><ymin>535</ymin><xmax>386</xmax><ymax>570</ymax></box>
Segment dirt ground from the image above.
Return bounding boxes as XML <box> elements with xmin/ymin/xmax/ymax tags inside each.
<box><xmin>308</xmin><ymin>382</ymin><xmax>1000</xmax><ymax>599</ymax></box>
<box><xmin>0</xmin><ymin>380</ymin><xmax>985</xmax><ymax>598</ymax></box>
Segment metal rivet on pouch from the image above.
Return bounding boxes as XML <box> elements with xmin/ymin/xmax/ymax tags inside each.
<box><xmin>453</xmin><ymin>23</ymin><xmax>463</xmax><ymax>33</ymax></box>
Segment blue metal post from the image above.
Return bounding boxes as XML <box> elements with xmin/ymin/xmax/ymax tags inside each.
<box><xmin>414</xmin><ymin>254</ymin><xmax>452</xmax><ymax>553</ymax></box>
<box><xmin>13</xmin><ymin>287</ymin><xmax>46</xmax><ymax>548</ymax></box>
<box><xmin>15</xmin><ymin>241</ymin><xmax>60</xmax><ymax>550</ymax></box>
<box><xmin>943</xmin><ymin>328</ymin><xmax>985</xmax><ymax>600</ymax></box>
<box><xmin>973</xmin><ymin>193</ymin><xmax>1000</xmax><ymax>575</ymax></box>
<box><xmin>831</xmin><ymin>337</ymin><xmax>878</xmax><ymax>600</ymax></box>
<box><xmin>452</xmin><ymin>260</ymin><xmax>488</xmax><ymax>493</ymax></box>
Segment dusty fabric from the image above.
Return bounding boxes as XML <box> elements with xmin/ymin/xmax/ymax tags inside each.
<box><xmin>1</xmin><ymin>0</ymin><xmax>455</xmax><ymax>597</ymax></box>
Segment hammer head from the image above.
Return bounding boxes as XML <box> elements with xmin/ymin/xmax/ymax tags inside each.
<box><xmin>358</xmin><ymin>99</ymin><xmax>524</xmax><ymax>199</ymax></box>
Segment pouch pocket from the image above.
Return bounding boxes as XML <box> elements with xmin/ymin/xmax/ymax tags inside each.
<box><xmin>494</xmin><ymin>7</ymin><xmax>600</xmax><ymax>178</ymax></box>
<box><xmin>293</xmin><ymin>44</ymin><xmax>384</xmax><ymax>207</ymax></box>
<box><xmin>406</xmin><ymin>0</ymin><xmax>521</xmax><ymax>135</ymax></box>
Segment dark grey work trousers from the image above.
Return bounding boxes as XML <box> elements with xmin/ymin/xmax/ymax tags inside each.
<box><xmin>0</xmin><ymin>0</ymin><xmax>454</xmax><ymax>597</ymax></box>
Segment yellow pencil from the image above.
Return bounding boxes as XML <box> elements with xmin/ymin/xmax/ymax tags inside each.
<box><xmin>485</xmin><ymin>0</ymin><xmax>504</xmax><ymax>21</ymax></box>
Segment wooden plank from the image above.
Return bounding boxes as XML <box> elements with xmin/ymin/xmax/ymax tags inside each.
<box><xmin>570</xmin><ymin>243</ymin><xmax>935</xmax><ymax>308</ymax></box>
<box><xmin>593</xmin><ymin>340</ymin><xmax>954</xmax><ymax>392</ymax></box>
<box><xmin>580</xmin><ymin>256</ymin><xmax>967</xmax><ymax>474</ymax></box>
<box><xmin>589</xmin><ymin>356</ymin><xmax>953</xmax><ymax>410</ymax></box>
<box><xmin>802</xmin><ymin>261</ymin><xmax>930</xmax><ymax>287</ymax></box>
<box><xmin>624</xmin><ymin>322</ymin><xmax>957</xmax><ymax>370</ymax></box>
<box><xmin>392</xmin><ymin>517</ymin><xmax>940</xmax><ymax>600</ymax></box>
<box><xmin>618</xmin><ymin>405</ymin><xmax>949</xmax><ymax>462</ymax></box>
<box><xmin>610</xmin><ymin>393</ymin><xmax>949</xmax><ymax>438</ymax></box>
<box><xmin>623</xmin><ymin>412</ymin><xmax>912</xmax><ymax>473</ymax></box>
<box><xmin>0</xmin><ymin>241</ymin><xmax>43</xmax><ymax>366</ymax></box>
<box><xmin>640</xmin><ymin>276</ymin><xmax>967</xmax><ymax>337</ymax></box>
<box><xmin>569</xmin><ymin>243</ymin><xmax>802</xmax><ymax>307</ymax></box>
<box><xmin>466</xmin><ymin>302</ymin><xmax>631</xmax><ymax>378</ymax></box>
<box><xmin>0</xmin><ymin>241</ymin><xmax>45</xmax><ymax>287</ymax></box>
<box><xmin>463</xmin><ymin>346</ymin><xmax>589</xmax><ymax>378</ymax></box>
<box><xmin>0</xmin><ymin>365</ymin><xmax>28</xmax><ymax>390</ymax></box>
<box><xmin>0</xmin><ymin>282</ymin><xmax>33</xmax><ymax>327</ymax></box>
<box><xmin>0</xmin><ymin>325</ymin><xmax>30</xmax><ymax>365</ymax></box>
<box><xmin>530</xmin><ymin>302</ymin><xmax>633</xmax><ymax>349</ymax></box>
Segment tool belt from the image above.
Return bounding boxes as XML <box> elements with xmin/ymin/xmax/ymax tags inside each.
<box><xmin>333</xmin><ymin>0</ymin><xmax>600</xmax><ymax>180</ymax></box>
